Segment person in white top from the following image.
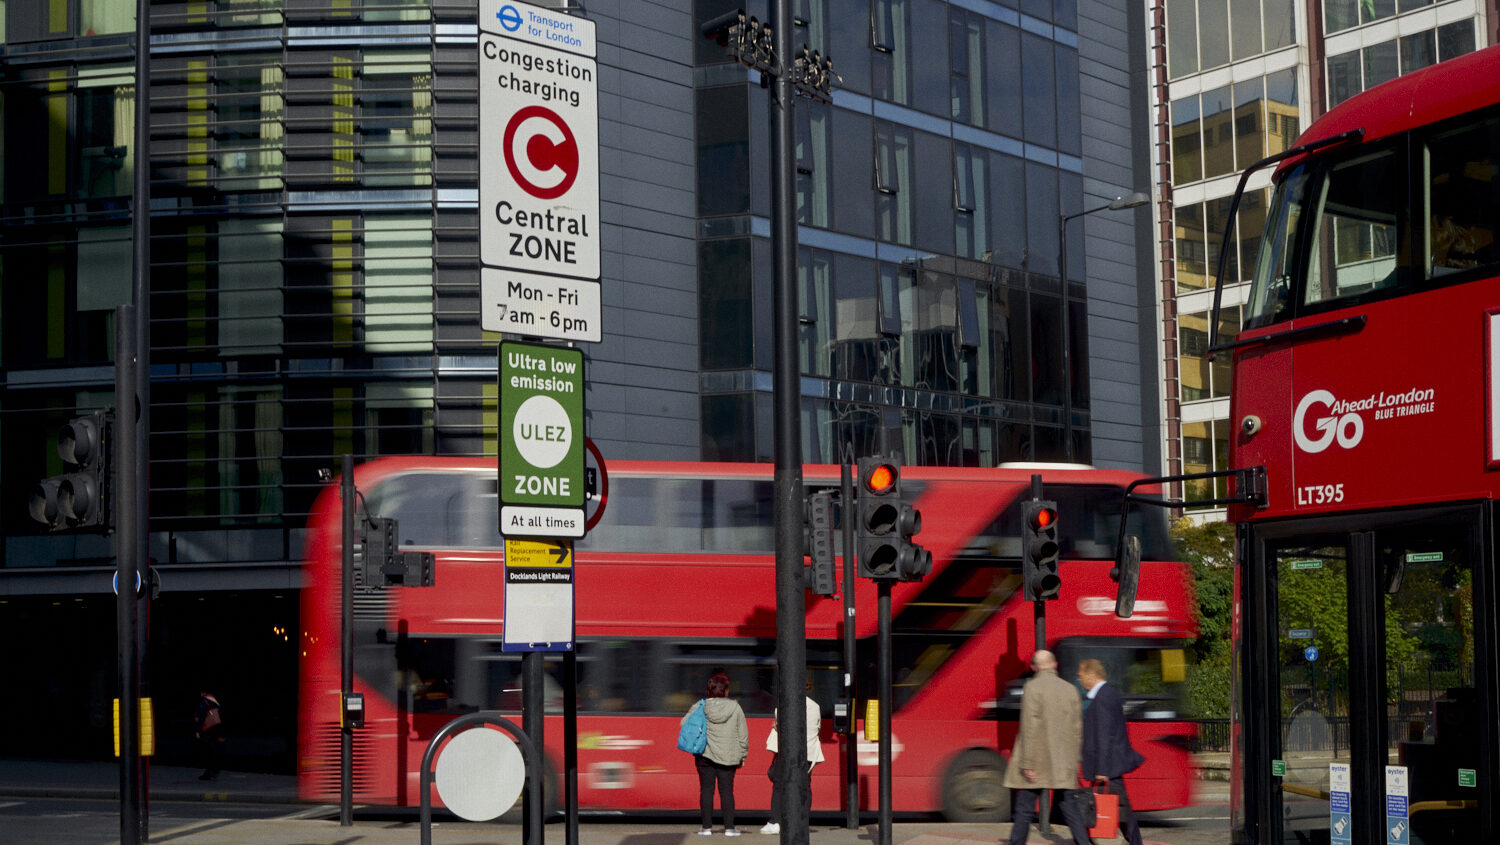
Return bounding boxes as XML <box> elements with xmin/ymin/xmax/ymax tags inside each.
<box><xmin>760</xmin><ymin>695</ymin><xmax>823</xmax><ymax>834</ymax></box>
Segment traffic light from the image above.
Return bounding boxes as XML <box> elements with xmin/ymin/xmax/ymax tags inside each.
<box><xmin>360</xmin><ymin>516</ymin><xmax>399</xmax><ymax>589</ymax></box>
<box><xmin>1020</xmin><ymin>499</ymin><xmax>1061</xmax><ymax>600</ymax></box>
<box><xmin>360</xmin><ymin>517</ymin><xmax>436</xmax><ymax>588</ymax></box>
<box><xmin>894</xmin><ymin>495</ymin><xmax>931</xmax><ymax>582</ymax></box>
<box><xmin>29</xmin><ymin>410</ymin><xmax>112</xmax><ymax>531</ymax></box>
<box><xmin>806</xmin><ymin>491</ymin><xmax>836</xmax><ymax>596</ymax></box>
<box><xmin>856</xmin><ymin>457</ymin><xmax>901</xmax><ymax>579</ymax></box>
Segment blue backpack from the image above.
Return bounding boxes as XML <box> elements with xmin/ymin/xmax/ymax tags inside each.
<box><xmin>677</xmin><ymin>699</ymin><xmax>708</xmax><ymax>754</ymax></box>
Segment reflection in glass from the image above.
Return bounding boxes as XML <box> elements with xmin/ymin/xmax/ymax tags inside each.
<box><xmin>1166</xmin><ymin>0</ymin><xmax>1198</xmax><ymax>78</ymax></box>
<box><xmin>1176</xmin><ymin>202</ymin><xmax>1207</xmax><ymax>292</ymax></box>
<box><xmin>1202</xmin><ymin>85</ymin><xmax>1234</xmax><ymax>179</ymax></box>
<box><xmin>1179</xmin><ymin>312</ymin><xmax>1210</xmax><ymax>402</ymax></box>
<box><xmin>1173</xmin><ymin>96</ymin><xmax>1203</xmax><ymax>185</ymax></box>
<box><xmin>1198</xmin><ymin>0</ymin><xmax>1230</xmax><ymax>70</ymax></box>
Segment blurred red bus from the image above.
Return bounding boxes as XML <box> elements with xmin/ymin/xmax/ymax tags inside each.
<box><xmin>297</xmin><ymin>457</ymin><xmax>1195</xmax><ymax>818</ymax></box>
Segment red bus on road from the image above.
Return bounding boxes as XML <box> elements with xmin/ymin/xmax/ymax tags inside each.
<box><xmin>1213</xmin><ymin>44</ymin><xmax>1500</xmax><ymax>845</ymax></box>
<box><xmin>297</xmin><ymin>458</ymin><xmax>1195</xmax><ymax>819</ymax></box>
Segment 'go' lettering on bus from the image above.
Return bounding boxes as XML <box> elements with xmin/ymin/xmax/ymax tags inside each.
<box><xmin>1294</xmin><ymin>390</ymin><xmax>1364</xmax><ymax>453</ymax></box>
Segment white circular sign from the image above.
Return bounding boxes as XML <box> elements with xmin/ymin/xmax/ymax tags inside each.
<box><xmin>513</xmin><ymin>394</ymin><xmax>572</xmax><ymax>469</ymax></box>
<box><xmin>434</xmin><ymin>727</ymin><xmax>526</xmax><ymax>821</ymax></box>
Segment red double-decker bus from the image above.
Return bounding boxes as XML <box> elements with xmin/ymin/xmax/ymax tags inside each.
<box><xmin>296</xmin><ymin>457</ymin><xmax>1196</xmax><ymax>819</ymax></box>
<box><xmin>1211</xmin><ymin>44</ymin><xmax>1500</xmax><ymax>845</ymax></box>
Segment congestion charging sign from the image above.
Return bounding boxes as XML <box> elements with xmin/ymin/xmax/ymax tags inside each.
<box><xmin>479</xmin><ymin>0</ymin><xmax>601</xmax><ymax>342</ymax></box>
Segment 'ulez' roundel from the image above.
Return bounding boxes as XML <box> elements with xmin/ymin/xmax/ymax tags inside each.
<box><xmin>503</xmin><ymin>105</ymin><xmax>580</xmax><ymax>200</ymax></box>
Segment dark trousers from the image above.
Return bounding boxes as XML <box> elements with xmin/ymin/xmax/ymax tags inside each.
<box><xmin>768</xmin><ymin>756</ymin><xmax>812</xmax><ymax>823</ymax></box>
<box><xmin>1101</xmin><ymin>777</ymin><xmax>1143</xmax><ymax>845</ymax></box>
<box><xmin>695</xmin><ymin>755</ymin><xmax>738</xmax><ymax>829</ymax></box>
<box><xmin>1006</xmin><ymin>787</ymin><xmax>1090</xmax><ymax>845</ymax></box>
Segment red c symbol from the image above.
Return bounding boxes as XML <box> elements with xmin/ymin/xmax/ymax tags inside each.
<box><xmin>503</xmin><ymin>105</ymin><xmax>580</xmax><ymax>200</ymax></box>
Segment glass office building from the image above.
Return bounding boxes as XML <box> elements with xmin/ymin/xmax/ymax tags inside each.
<box><xmin>0</xmin><ymin>0</ymin><xmax>1155</xmax><ymax>765</ymax></box>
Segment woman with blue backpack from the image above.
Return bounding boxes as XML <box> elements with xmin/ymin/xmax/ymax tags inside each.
<box><xmin>679</xmin><ymin>670</ymin><xmax>748</xmax><ymax>836</ymax></box>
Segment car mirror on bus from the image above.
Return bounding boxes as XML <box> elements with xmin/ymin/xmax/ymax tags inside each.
<box><xmin>1111</xmin><ymin>534</ymin><xmax>1141</xmax><ymax>618</ymax></box>
<box><xmin>1384</xmin><ymin>557</ymin><xmax>1405</xmax><ymax>595</ymax></box>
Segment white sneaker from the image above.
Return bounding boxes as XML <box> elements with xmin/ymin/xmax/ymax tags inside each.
<box><xmin>760</xmin><ymin>823</ymin><xmax>780</xmax><ymax>835</ymax></box>
<box><xmin>724</xmin><ymin>830</ymin><xmax>742</xmax><ymax>837</ymax></box>
<box><xmin>697</xmin><ymin>829</ymin><xmax>713</xmax><ymax>836</ymax></box>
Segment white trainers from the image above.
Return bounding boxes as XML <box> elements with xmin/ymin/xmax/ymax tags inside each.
<box><xmin>724</xmin><ymin>830</ymin><xmax>742</xmax><ymax>837</ymax></box>
<box><xmin>760</xmin><ymin>823</ymin><xmax>780</xmax><ymax>835</ymax></box>
<box><xmin>697</xmin><ymin>829</ymin><xmax>713</xmax><ymax>836</ymax></box>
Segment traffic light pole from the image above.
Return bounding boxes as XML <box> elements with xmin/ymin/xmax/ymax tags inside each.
<box><xmin>129</xmin><ymin>0</ymin><xmax>152</xmax><ymax>839</ymax></box>
<box><xmin>877</xmin><ymin>580</ymin><xmax>892</xmax><ymax>845</ymax></box>
<box><xmin>1027</xmin><ymin>475</ymin><xmax>1050</xmax><ymax>834</ymax></box>
<box><xmin>341</xmin><ymin>454</ymin><xmax>354</xmax><ymax>827</ymax></box>
<box><xmin>116</xmin><ymin>305</ymin><xmax>141</xmax><ymax>845</ymax></box>
<box><xmin>840</xmin><ymin>459</ymin><xmax>858</xmax><ymax>831</ymax></box>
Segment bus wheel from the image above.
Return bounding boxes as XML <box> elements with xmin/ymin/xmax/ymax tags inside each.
<box><xmin>941</xmin><ymin>748</ymin><xmax>1010</xmax><ymax>823</ymax></box>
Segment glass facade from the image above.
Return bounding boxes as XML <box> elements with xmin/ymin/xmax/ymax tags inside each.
<box><xmin>0</xmin><ymin>0</ymin><xmax>1148</xmax><ymax>552</ymax></box>
<box><xmin>696</xmin><ymin>0</ymin><xmax>1096</xmax><ymax>467</ymax></box>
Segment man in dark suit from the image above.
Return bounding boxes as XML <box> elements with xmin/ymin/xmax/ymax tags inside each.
<box><xmin>1078</xmin><ymin>659</ymin><xmax>1146</xmax><ymax>845</ymax></box>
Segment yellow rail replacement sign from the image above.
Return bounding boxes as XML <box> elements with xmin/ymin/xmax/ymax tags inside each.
<box><xmin>505</xmin><ymin>538</ymin><xmax>573</xmax><ymax>569</ymax></box>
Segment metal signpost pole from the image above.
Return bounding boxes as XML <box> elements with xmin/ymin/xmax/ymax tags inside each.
<box><xmin>116</xmin><ymin>305</ymin><xmax>139</xmax><ymax>845</ymax></box>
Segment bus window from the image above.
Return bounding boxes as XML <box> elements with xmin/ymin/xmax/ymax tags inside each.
<box><xmin>964</xmin><ymin>484</ymin><xmax>1175</xmax><ymax>562</ymax></box>
<box><xmin>1246</xmin><ymin>165</ymin><xmax>1312</xmax><ymax>329</ymax></box>
<box><xmin>1053</xmin><ymin>638</ymin><xmax>1193</xmax><ymax>720</ymax></box>
<box><xmin>1303</xmin><ymin>147</ymin><xmax>1403</xmax><ymax>308</ymax></box>
<box><xmin>1424</xmin><ymin>110</ymin><xmax>1500</xmax><ymax>279</ymax></box>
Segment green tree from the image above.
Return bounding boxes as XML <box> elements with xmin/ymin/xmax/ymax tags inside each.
<box><xmin>1171</xmin><ymin>519</ymin><xmax>1235</xmax><ymax>718</ymax></box>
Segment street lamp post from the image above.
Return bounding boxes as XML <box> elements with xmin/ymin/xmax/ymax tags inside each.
<box><xmin>1057</xmin><ymin>191</ymin><xmax>1150</xmax><ymax>461</ymax></box>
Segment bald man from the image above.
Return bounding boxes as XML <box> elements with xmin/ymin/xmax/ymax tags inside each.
<box><xmin>1001</xmin><ymin>650</ymin><xmax>1090</xmax><ymax>845</ymax></box>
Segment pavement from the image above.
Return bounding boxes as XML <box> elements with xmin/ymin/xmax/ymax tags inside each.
<box><xmin>0</xmin><ymin>758</ymin><xmax>1228</xmax><ymax>845</ymax></box>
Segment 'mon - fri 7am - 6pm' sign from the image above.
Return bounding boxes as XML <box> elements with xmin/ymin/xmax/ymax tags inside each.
<box><xmin>500</xmin><ymin>341</ymin><xmax>585</xmax><ymax>538</ymax></box>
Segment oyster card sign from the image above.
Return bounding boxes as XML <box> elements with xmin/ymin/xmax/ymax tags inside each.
<box><xmin>479</xmin><ymin>1</ymin><xmax>600</xmax><ymax>342</ymax></box>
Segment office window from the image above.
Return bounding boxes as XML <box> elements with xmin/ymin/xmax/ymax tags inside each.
<box><xmin>1324</xmin><ymin>0</ymin><xmax>1357</xmax><ymax>34</ymax></box>
<box><xmin>796</xmin><ymin>101</ymin><xmax>831</xmax><ymax>228</ymax></box>
<box><xmin>1234</xmin><ymin>78</ymin><xmax>1265</xmax><ymax>171</ymax></box>
<box><xmin>362</xmin><ymin>51</ymin><xmax>432</xmax><ymax>188</ymax></box>
<box><xmin>1025</xmin><ymin>162</ymin><xmax>1060</xmax><ymax>278</ymax></box>
<box><xmin>1019</xmin><ymin>32</ymin><xmax>1055</xmax><ymax>150</ymax></box>
<box><xmin>1399</xmin><ymin>30</ymin><xmax>1434</xmax><ymax>75</ymax></box>
<box><xmin>1327</xmin><ymin>49</ymin><xmax>1360</xmax><ymax>108</ymax></box>
<box><xmin>217</xmin><ymin>54</ymin><xmax>285</xmax><ymax>192</ymax></box>
<box><xmin>77</xmin><ymin>64</ymin><xmax>135</xmax><ymax>198</ymax></box>
<box><xmin>1437</xmin><ymin>19</ymin><xmax>1475</xmax><ymax>63</ymax></box>
<box><xmin>914</xmin><ymin>130</ymin><xmax>954</xmax><ymax>255</ymax></box>
<box><xmin>1172</xmin><ymin>96</ymin><xmax>1203</xmax><ymax>185</ymax></box>
<box><xmin>831</xmin><ymin>108</ymin><xmax>874</xmax><ymax>238</ymax></box>
<box><xmin>1202</xmin><ymin>85</ymin><xmax>1234</xmax><ymax>179</ymax></box>
<box><xmin>218</xmin><ymin>217</ymin><xmax>285</xmax><ymax>356</ymax></box>
<box><xmin>954</xmin><ymin>144</ymin><xmax>989</xmax><ymax>260</ymax></box>
<box><xmin>949</xmin><ymin>8</ymin><xmax>984</xmax><ymax>127</ymax></box>
<box><xmin>1176</xmin><ymin>203</ymin><xmax>1208</xmax><ymax>293</ymax></box>
<box><xmin>872</xmin><ymin>0</ymin><xmax>911</xmax><ymax>106</ymax></box>
<box><xmin>217</xmin><ymin>387</ymin><xmax>285</xmax><ymax>521</ymax></box>
<box><xmin>1362</xmin><ymin>40</ymin><xmax>1398</xmax><ymax>91</ymax></box>
<box><xmin>1230</xmin><ymin>0</ymin><xmax>1261</xmax><ymax>61</ymax></box>
<box><xmin>983</xmin><ymin>19</ymin><xmax>1020</xmax><ymax>139</ymax></box>
<box><xmin>697</xmin><ymin>86</ymin><xmax>749</xmax><ymax>217</ymax></box>
<box><xmin>700</xmin><ymin>238</ymin><xmax>754</xmax><ymax>370</ymax></box>
<box><xmin>830</xmin><ymin>254</ymin><xmax>889</xmax><ymax>383</ymax></box>
<box><xmin>910</xmin><ymin>0</ymin><xmax>948</xmax><ymax>118</ymax></box>
<box><xmin>798</xmin><ymin>248</ymin><xmax>834</xmax><ymax>378</ymax></box>
<box><xmin>1199</xmin><ymin>0</ymin><xmax>1230</xmax><ymax>70</ymax></box>
<box><xmin>876</xmin><ymin>121</ymin><xmax>913</xmax><ymax>246</ymax></box>
<box><xmin>987</xmin><ymin>152</ymin><xmax>1026</xmax><ymax>270</ymax></box>
<box><xmin>1265</xmin><ymin>68</ymin><xmax>1298</xmax><ymax>156</ymax></box>
<box><xmin>1167</xmin><ymin>0</ymin><xmax>1198</xmax><ymax>78</ymax></box>
<box><xmin>364</xmin><ymin>216</ymin><xmax>433</xmax><ymax>353</ymax></box>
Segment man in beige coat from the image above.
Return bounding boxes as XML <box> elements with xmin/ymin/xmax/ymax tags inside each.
<box><xmin>1001</xmin><ymin>650</ymin><xmax>1090</xmax><ymax>845</ymax></box>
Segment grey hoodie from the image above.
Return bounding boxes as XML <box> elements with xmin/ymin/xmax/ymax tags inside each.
<box><xmin>692</xmin><ymin>696</ymin><xmax>748</xmax><ymax>766</ymax></box>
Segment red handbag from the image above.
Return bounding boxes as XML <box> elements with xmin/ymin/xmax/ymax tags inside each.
<box><xmin>1089</xmin><ymin>787</ymin><xmax>1120</xmax><ymax>839</ymax></box>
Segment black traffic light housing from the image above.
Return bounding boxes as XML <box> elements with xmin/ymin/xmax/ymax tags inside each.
<box><xmin>856</xmin><ymin>457</ymin><xmax>901</xmax><ymax>579</ymax></box>
<box><xmin>360</xmin><ymin>516</ymin><xmax>436</xmax><ymax>588</ymax></box>
<box><xmin>1021</xmin><ymin>499</ymin><xmax>1061</xmax><ymax>601</ymax></box>
<box><xmin>30</xmin><ymin>410</ymin><xmax>112</xmax><ymax>532</ymax></box>
<box><xmin>805</xmin><ymin>490</ymin><xmax>837</xmax><ymax>596</ymax></box>
<box><xmin>856</xmin><ymin>457</ymin><xmax>929</xmax><ymax>581</ymax></box>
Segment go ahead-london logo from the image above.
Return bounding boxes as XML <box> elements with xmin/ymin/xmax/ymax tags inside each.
<box><xmin>1293</xmin><ymin>386</ymin><xmax>1437</xmax><ymax>454</ymax></box>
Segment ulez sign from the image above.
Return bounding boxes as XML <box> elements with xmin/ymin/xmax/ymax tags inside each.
<box><xmin>500</xmin><ymin>341</ymin><xmax>585</xmax><ymax>538</ymax></box>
